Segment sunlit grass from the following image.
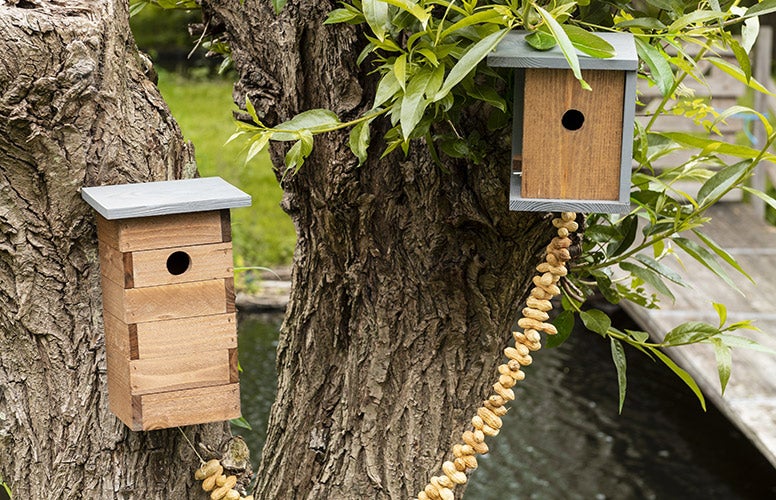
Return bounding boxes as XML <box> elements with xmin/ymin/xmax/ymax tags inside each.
<box><xmin>156</xmin><ymin>70</ymin><xmax>296</xmax><ymax>272</ymax></box>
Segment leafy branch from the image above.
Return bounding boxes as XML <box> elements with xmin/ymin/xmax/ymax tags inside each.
<box><xmin>137</xmin><ymin>0</ymin><xmax>776</xmax><ymax>409</ymax></box>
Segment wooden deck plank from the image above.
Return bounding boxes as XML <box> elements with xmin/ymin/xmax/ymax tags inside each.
<box><xmin>621</xmin><ymin>202</ymin><xmax>776</xmax><ymax>469</ymax></box>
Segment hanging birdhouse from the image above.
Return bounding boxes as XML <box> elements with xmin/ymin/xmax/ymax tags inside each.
<box><xmin>82</xmin><ymin>177</ymin><xmax>251</xmax><ymax>431</ymax></box>
<box><xmin>488</xmin><ymin>31</ymin><xmax>637</xmax><ymax>213</ymax></box>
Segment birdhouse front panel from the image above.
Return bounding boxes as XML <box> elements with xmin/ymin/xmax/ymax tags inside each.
<box><xmin>488</xmin><ymin>31</ymin><xmax>637</xmax><ymax>213</ymax></box>
<box><xmin>82</xmin><ymin>178</ymin><xmax>251</xmax><ymax>431</ymax></box>
<box><xmin>521</xmin><ymin>68</ymin><xmax>625</xmax><ymax>201</ymax></box>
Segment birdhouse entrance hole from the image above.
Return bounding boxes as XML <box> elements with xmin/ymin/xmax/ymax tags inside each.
<box><xmin>166</xmin><ymin>251</ymin><xmax>191</xmax><ymax>276</ymax></box>
<box><xmin>561</xmin><ymin>109</ymin><xmax>585</xmax><ymax>131</ymax></box>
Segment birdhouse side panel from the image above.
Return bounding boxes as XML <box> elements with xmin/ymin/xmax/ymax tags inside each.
<box><xmin>139</xmin><ymin>383</ymin><xmax>241</xmax><ymax>430</ymax></box>
<box><xmin>134</xmin><ymin>313</ymin><xmax>237</xmax><ymax>359</ymax></box>
<box><xmin>97</xmin><ymin>210</ymin><xmax>230</xmax><ymax>253</ymax></box>
<box><xmin>521</xmin><ymin>68</ymin><xmax>624</xmax><ymax>201</ymax></box>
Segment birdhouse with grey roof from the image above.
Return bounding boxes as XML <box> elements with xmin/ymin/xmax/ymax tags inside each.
<box><xmin>82</xmin><ymin>177</ymin><xmax>251</xmax><ymax>431</ymax></box>
<box><xmin>487</xmin><ymin>31</ymin><xmax>637</xmax><ymax>213</ymax></box>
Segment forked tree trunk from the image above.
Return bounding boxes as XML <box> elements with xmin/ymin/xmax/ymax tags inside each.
<box><xmin>0</xmin><ymin>2</ymin><xmax>230</xmax><ymax>498</ymax></box>
<box><xmin>204</xmin><ymin>1</ymin><xmax>553</xmax><ymax>498</ymax></box>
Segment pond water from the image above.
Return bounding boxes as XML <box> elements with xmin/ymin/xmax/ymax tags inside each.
<box><xmin>235</xmin><ymin>309</ymin><xmax>776</xmax><ymax>499</ymax></box>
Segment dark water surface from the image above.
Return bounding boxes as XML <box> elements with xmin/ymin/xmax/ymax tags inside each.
<box><xmin>235</xmin><ymin>310</ymin><xmax>776</xmax><ymax>499</ymax></box>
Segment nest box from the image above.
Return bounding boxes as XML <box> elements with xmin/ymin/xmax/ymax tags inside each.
<box><xmin>488</xmin><ymin>31</ymin><xmax>637</xmax><ymax>213</ymax></box>
<box><xmin>82</xmin><ymin>177</ymin><xmax>251</xmax><ymax>431</ymax></box>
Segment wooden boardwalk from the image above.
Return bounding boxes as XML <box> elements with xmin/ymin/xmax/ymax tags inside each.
<box><xmin>622</xmin><ymin>202</ymin><xmax>776</xmax><ymax>469</ymax></box>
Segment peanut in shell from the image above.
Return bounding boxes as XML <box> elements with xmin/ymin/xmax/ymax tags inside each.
<box><xmin>195</xmin><ymin>459</ymin><xmax>221</xmax><ymax>481</ymax></box>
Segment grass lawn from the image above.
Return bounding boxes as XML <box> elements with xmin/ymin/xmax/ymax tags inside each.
<box><xmin>156</xmin><ymin>71</ymin><xmax>296</xmax><ymax>279</ymax></box>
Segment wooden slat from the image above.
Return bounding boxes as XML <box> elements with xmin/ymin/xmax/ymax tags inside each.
<box><xmin>129</xmin><ymin>349</ymin><xmax>231</xmax><ymax>395</ymax></box>
<box><xmin>129</xmin><ymin>242</ymin><xmax>233</xmax><ymax>288</ymax></box>
<box><xmin>522</xmin><ymin>69</ymin><xmax>624</xmax><ymax>201</ymax></box>
<box><xmin>97</xmin><ymin>211</ymin><xmax>226</xmax><ymax>253</ymax></box>
<box><xmin>104</xmin><ymin>279</ymin><xmax>230</xmax><ymax>324</ymax></box>
<box><xmin>98</xmin><ymin>239</ymin><xmax>132</xmax><ymax>288</ymax></box>
<box><xmin>104</xmin><ymin>330</ymin><xmax>138</xmax><ymax>430</ymax></box>
<box><xmin>228</xmin><ymin>348</ymin><xmax>239</xmax><ymax>384</ymax></box>
<box><xmin>135</xmin><ymin>313</ymin><xmax>237</xmax><ymax>359</ymax></box>
<box><xmin>140</xmin><ymin>383</ymin><xmax>241</xmax><ymax>430</ymax></box>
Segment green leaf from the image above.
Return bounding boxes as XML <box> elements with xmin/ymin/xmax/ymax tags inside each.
<box><xmin>663</xmin><ymin>321</ymin><xmax>719</xmax><ymax>345</ymax></box>
<box><xmin>325</xmin><ymin>8</ymin><xmax>362</xmax><ymax>24</ymax></box>
<box><xmin>245</xmin><ymin>133</ymin><xmax>270</xmax><ymax>164</ymax></box>
<box><xmin>742</xmin><ymin>186</ymin><xmax>776</xmax><ymax>212</ymax></box>
<box><xmin>349</xmin><ymin>119</ymin><xmax>372</xmax><ymax>165</ymax></box>
<box><xmin>626</xmin><ymin>329</ymin><xmax>651</xmax><ymax>343</ymax></box>
<box><xmin>668</xmin><ymin>10</ymin><xmax>724</xmax><ymax>32</ymax></box>
<box><xmin>547</xmin><ymin>310</ymin><xmax>574</xmax><ymax>348</ymax></box>
<box><xmin>609</xmin><ymin>214</ymin><xmax>638</xmax><ymax>258</ymax></box>
<box><xmin>230</xmin><ymin>416</ymin><xmax>253</xmax><ymax>430</ymax></box>
<box><xmin>592</xmin><ymin>270</ymin><xmax>621</xmax><ymax>304</ymax></box>
<box><xmin>244</xmin><ymin>96</ymin><xmax>264</xmax><ymax>127</ymax></box>
<box><xmin>707</xmin><ymin>57</ymin><xmax>775</xmax><ymax>95</ymax></box>
<box><xmin>439</xmin><ymin>8</ymin><xmax>505</xmax><ymax>41</ymax></box>
<box><xmin>272</xmin><ymin>109</ymin><xmax>341</xmax><ymax>141</ymax></box>
<box><xmin>394</xmin><ymin>54</ymin><xmax>408</xmax><ymax>91</ymax></box>
<box><xmin>363</xmin><ymin>0</ymin><xmax>390</xmax><ymax>41</ymax></box>
<box><xmin>741</xmin><ymin>11</ymin><xmax>760</xmax><ymax>54</ymax></box>
<box><xmin>534</xmin><ymin>5</ymin><xmax>589</xmax><ymax>90</ymax></box>
<box><xmin>418</xmin><ymin>48</ymin><xmax>439</xmax><ymax>66</ymax></box>
<box><xmin>696</xmin><ymin>160</ymin><xmax>750</xmax><ymax>207</ymax></box>
<box><xmin>692</xmin><ymin>230</ymin><xmax>754</xmax><ymax>283</ymax></box>
<box><xmin>659</xmin><ymin>132</ymin><xmax>776</xmax><ymax>163</ymax></box>
<box><xmin>562</xmin><ymin>25</ymin><xmax>615</xmax><ymax>59</ymax></box>
<box><xmin>400</xmin><ymin>65</ymin><xmax>444</xmax><ymax>139</ymax></box>
<box><xmin>711</xmin><ymin>337</ymin><xmax>732</xmax><ymax>395</ymax></box>
<box><xmin>744</xmin><ymin>0</ymin><xmax>776</xmax><ymax>19</ymax></box>
<box><xmin>401</xmin><ymin>71</ymin><xmax>430</xmax><ymax>139</ymax></box>
<box><xmin>713</xmin><ymin>302</ymin><xmax>727</xmax><ymax>328</ymax></box>
<box><xmin>433</xmin><ymin>28</ymin><xmax>508</xmax><ymax>102</ymax></box>
<box><xmin>580</xmin><ymin>309</ymin><xmax>611</xmax><ymax>336</ymax></box>
<box><xmin>373</xmin><ymin>71</ymin><xmax>402</xmax><ymax>109</ymax></box>
<box><xmin>729</xmin><ymin>37</ymin><xmax>752</xmax><ymax>83</ymax></box>
<box><xmin>284</xmin><ymin>133</ymin><xmax>314</xmax><ymax>173</ymax></box>
<box><xmin>466</xmin><ymin>85</ymin><xmax>506</xmax><ymax>112</ymax></box>
<box><xmin>382</xmin><ymin>0</ymin><xmax>430</xmax><ymax>28</ymax></box>
<box><xmin>635</xmin><ymin>38</ymin><xmax>673</xmax><ymax>97</ymax></box>
<box><xmin>525</xmin><ymin>30</ymin><xmax>557</xmax><ymax>51</ymax></box>
<box><xmin>620</xmin><ymin>261</ymin><xmax>674</xmax><ymax>300</ymax></box>
<box><xmin>610</xmin><ymin>337</ymin><xmax>627</xmax><ymax>413</ymax></box>
<box><xmin>673</xmin><ymin>236</ymin><xmax>740</xmax><ymax>292</ymax></box>
<box><xmin>652</xmin><ymin>348</ymin><xmax>707</xmax><ymax>411</ymax></box>
<box><xmin>272</xmin><ymin>0</ymin><xmax>287</xmax><ymax>14</ymax></box>
<box><xmin>614</xmin><ymin>18</ymin><xmax>666</xmax><ymax>31</ymax></box>
<box><xmin>129</xmin><ymin>1</ymin><xmax>148</xmax><ymax>17</ymax></box>
<box><xmin>633</xmin><ymin>254</ymin><xmax>686</xmax><ymax>286</ymax></box>
<box><xmin>719</xmin><ymin>334</ymin><xmax>776</xmax><ymax>355</ymax></box>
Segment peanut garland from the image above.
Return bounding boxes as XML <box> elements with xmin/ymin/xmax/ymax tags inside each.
<box><xmin>416</xmin><ymin>212</ymin><xmax>578</xmax><ymax>500</ymax></box>
<box><xmin>194</xmin><ymin>459</ymin><xmax>253</xmax><ymax>500</ymax></box>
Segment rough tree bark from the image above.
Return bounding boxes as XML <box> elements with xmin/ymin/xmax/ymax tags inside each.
<box><xmin>203</xmin><ymin>1</ymin><xmax>556</xmax><ymax>498</ymax></box>
<box><xmin>0</xmin><ymin>1</ymin><xmax>230</xmax><ymax>498</ymax></box>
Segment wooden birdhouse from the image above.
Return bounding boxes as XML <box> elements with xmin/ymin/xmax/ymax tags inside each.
<box><xmin>81</xmin><ymin>177</ymin><xmax>251</xmax><ymax>431</ymax></box>
<box><xmin>488</xmin><ymin>31</ymin><xmax>637</xmax><ymax>213</ymax></box>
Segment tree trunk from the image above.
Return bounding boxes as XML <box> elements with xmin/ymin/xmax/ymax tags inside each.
<box><xmin>204</xmin><ymin>1</ymin><xmax>554</xmax><ymax>498</ymax></box>
<box><xmin>0</xmin><ymin>2</ymin><xmax>230</xmax><ymax>498</ymax></box>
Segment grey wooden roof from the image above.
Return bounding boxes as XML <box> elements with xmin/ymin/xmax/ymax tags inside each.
<box><xmin>81</xmin><ymin>177</ymin><xmax>252</xmax><ymax>220</ymax></box>
<box><xmin>488</xmin><ymin>30</ymin><xmax>638</xmax><ymax>71</ymax></box>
